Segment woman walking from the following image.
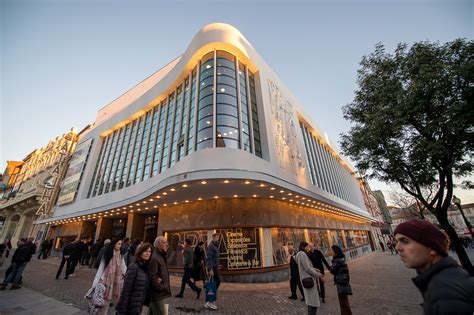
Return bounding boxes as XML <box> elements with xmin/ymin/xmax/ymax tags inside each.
<box><xmin>91</xmin><ymin>238</ymin><xmax>127</xmax><ymax>314</ymax></box>
<box><xmin>330</xmin><ymin>245</ymin><xmax>353</xmax><ymax>315</ymax></box>
<box><xmin>193</xmin><ymin>241</ymin><xmax>206</xmax><ymax>289</ymax></box>
<box><xmin>296</xmin><ymin>242</ymin><xmax>323</xmax><ymax>315</ymax></box>
<box><xmin>115</xmin><ymin>243</ymin><xmax>152</xmax><ymax>315</ymax></box>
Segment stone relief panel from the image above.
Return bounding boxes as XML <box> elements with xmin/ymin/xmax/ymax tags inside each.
<box><xmin>267</xmin><ymin>80</ymin><xmax>304</xmax><ymax>176</ymax></box>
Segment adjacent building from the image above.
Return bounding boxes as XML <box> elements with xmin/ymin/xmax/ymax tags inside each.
<box><xmin>38</xmin><ymin>23</ymin><xmax>377</xmax><ymax>282</ymax></box>
<box><xmin>0</xmin><ymin>129</ymin><xmax>78</xmax><ymax>246</ymax></box>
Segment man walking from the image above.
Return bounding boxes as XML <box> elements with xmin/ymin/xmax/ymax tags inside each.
<box><xmin>56</xmin><ymin>241</ymin><xmax>76</xmax><ymax>279</ymax></box>
<box><xmin>288</xmin><ymin>247</ymin><xmax>304</xmax><ymax>301</ymax></box>
<box><xmin>394</xmin><ymin>219</ymin><xmax>474</xmax><ymax>314</ymax></box>
<box><xmin>149</xmin><ymin>236</ymin><xmax>171</xmax><ymax>315</ymax></box>
<box><xmin>1</xmin><ymin>237</ymin><xmax>36</xmax><ymax>290</ymax></box>
<box><xmin>205</xmin><ymin>233</ymin><xmax>220</xmax><ymax>310</ymax></box>
<box><xmin>307</xmin><ymin>243</ymin><xmax>331</xmax><ymax>303</ymax></box>
<box><xmin>175</xmin><ymin>238</ymin><xmax>202</xmax><ymax>299</ymax></box>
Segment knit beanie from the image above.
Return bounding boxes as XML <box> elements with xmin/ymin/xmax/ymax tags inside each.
<box><xmin>394</xmin><ymin>219</ymin><xmax>448</xmax><ymax>257</ymax></box>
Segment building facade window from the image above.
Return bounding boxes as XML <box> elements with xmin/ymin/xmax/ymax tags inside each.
<box><xmin>299</xmin><ymin>122</ymin><xmax>365</xmax><ymax>208</ymax></box>
<box><xmin>87</xmin><ymin>50</ymin><xmax>263</xmax><ymax>199</ymax></box>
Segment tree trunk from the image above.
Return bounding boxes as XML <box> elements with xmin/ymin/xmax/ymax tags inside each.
<box><xmin>438</xmin><ymin>216</ymin><xmax>474</xmax><ymax>276</ymax></box>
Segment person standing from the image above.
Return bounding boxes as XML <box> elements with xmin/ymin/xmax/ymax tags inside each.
<box><xmin>69</xmin><ymin>238</ymin><xmax>85</xmax><ymax>276</ymax></box>
<box><xmin>91</xmin><ymin>238</ymin><xmax>127</xmax><ymax>315</ymax></box>
<box><xmin>37</xmin><ymin>239</ymin><xmax>49</xmax><ymax>259</ymax></box>
<box><xmin>193</xmin><ymin>241</ymin><xmax>206</xmax><ymax>289</ymax></box>
<box><xmin>330</xmin><ymin>245</ymin><xmax>353</xmax><ymax>315</ymax></box>
<box><xmin>1</xmin><ymin>237</ymin><xmax>36</xmax><ymax>290</ymax></box>
<box><xmin>296</xmin><ymin>242</ymin><xmax>323</xmax><ymax>315</ymax></box>
<box><xmin>288</xmin><ymin>247</ymin><xmax>305</xmax><ymax>301</ymax></box>
<box><xmin>89</xmin><ymin>239</ymin><xmax>103</xmax><ymax>269</ymax></box>
<box><xmin>205</xmin><ymin>233</ymin><xmax>220</xmax><ymax>310</ymax></box>
<box><xmin>394</xmin><ymin>219</ymin><xmax>474</xmax><ymax>314</ymax></box>
<box><xmin>149</xmin><ymin>236</ymin><xmax>171</xmax><ymax>315</ymax></box>
<box><xmin>5</xmin><ymin>239</ymin><xmax>12</xmax><ymax>258</ymax></box>
<box><xmin>116</xmin><ymin>243</ymin><xmax>153</xmax><ymax>315</ymax></box>
<box><xmin>176</xmin><ymin>239</ymin><xmax>201</xmax><ymax>299</ymax></box>
<box><xmin>379</xmin><ymin>240</ymin><xmax>385</xmax><ymax>252</ymax></box>
<box><xmin>307</xmin><ymin>243</ymin><xmax>331</xmax><ymax>303</ymax></box>
<box><xmin>121</xmin><ymin>237</ymin><xmax>132</xmax><ymax>266</ymax></box>
<box><xmin>56</xmin><ymin>241</ymin><xmax>76</xmax><ymax>279</ymax></box>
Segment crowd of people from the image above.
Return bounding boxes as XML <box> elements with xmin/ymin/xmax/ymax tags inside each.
<box><xmin>1</xmin><ymin>220</ymin><xmax>474</xmax><ymax>314</ymax></box>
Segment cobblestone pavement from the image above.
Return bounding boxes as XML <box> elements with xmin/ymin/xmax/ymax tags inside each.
<box><xmin>2</xmin><ymin>250</ymin><xmax>472</xmax><ymax>314</ymax></box>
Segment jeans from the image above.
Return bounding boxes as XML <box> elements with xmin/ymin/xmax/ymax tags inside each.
<box><xmin>148</xmin><ymin>299</ymin><xmax>166</xmax><ymax>315</ymax></box>
<box><xmin>308</xmin><ymin>305</ymin><xmax>318</xmax><ymax>315</ymax></box>
<box><xmin>211</xmin><ymin>267</ymin><xmax>221</xmax><ymax>290</ymax></box>
<box><xmin>56</xmin><ymin>257</ymin><xmax>73</xmax><ymax>279</ymax></box>
<box><xmin>178</xmin><ymin>267</ymin><xmax>199</xmax><ymax>294</ymax></box>
<box><xmin>290</xmin><ymin>276</ymin><xmax>304</xmax><ymax>298</ymax></box>
<box><xmin>338</xmin><ymin>293</ymin><xmax>353</xmax><ymax>315</ymax></box>
<box><xmin>3</xmin><ymin>261</ymin><xmax>27</xmax><ymax>285</ymax></box>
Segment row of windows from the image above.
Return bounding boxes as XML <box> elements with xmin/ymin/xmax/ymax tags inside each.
<box><xmin>87</xmin><ymin>50</ymin><xmax>262</xmax><ymax>198</ymax></box>
<box><xmin>299</xmin><ymin>122</ymin><xmax>365</xmax><ymax>208</ymax></box>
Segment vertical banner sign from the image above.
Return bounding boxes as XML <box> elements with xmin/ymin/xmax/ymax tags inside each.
<box><xmin>57</xmin><ymin>139</ymin><xmax>93</xmax><ymax>205</ymax></box>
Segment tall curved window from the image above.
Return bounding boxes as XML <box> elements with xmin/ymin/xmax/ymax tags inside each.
<box><xmin>239</xmin><ymin>62</ymin><xmax>251</xmax><ymax>152</ymax></box>
<box><xmin>216</xmin><ymin>51</ymin><xmax>240</xmax><ymax>149</ymax></box>
<box><xmin>186</xmin><ymin>68</ymin><xmax>197</xmax><ymax>154</ymax></box>
<box><xmin>87</xmin><ymin>50</ymin><xmax>264</xmax><ymax>199</ymax></box>
<box><xmin>196</xmin><ymin>52</ymin><xmax>214</xmax><ymax>150</ymax></box>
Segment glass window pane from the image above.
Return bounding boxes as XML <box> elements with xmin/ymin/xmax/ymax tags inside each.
<box><xmin>216</xmin><ymin>114</ymin><xmax>238</xmax><ymax>128</ymax></box>
<box><xmin>196</xmin><ymin>139</ymin><xmax>212</xmax><ymax>150</ymax></box>
<box><xmin>216</xmin><ymin>138</ymin><xmax>239</xmax><ymax>149</ymax></box>
<box><xmin>216</xmin><ymin>104</ymin><xmax>238</xmax><ymax>116</ymax></box>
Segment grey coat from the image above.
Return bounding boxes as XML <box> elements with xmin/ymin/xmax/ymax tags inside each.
<box><xmin>296</xmin><ymin>251</ymin><xmax>322</xmax><ymax>307</ymax></box>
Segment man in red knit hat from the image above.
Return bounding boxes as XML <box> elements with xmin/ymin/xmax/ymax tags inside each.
<box><xmin>394</xmin><ymin>219</ymin><xmax>474</xmax><ymax>314</ymax></box>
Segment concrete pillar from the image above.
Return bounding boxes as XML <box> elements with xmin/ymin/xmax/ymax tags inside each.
<box><xmin>125</xmin><ymin>213</ymin><xmax>146</xmax><ymax>240</ymax></box>
<box><xmin>260</xmin><ymin>228</ymin><xmax>274</xmax><ymax>267</ymax></box>
<box><xmin>95</xmin><ymin>217</ymin><xmax>114</xmax><ymax>241</ymax></box>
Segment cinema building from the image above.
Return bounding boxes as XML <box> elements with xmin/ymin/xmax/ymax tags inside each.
<box><xmin>40</xmin><ymin>23</ymin><xmax>378</xmax><ymax>281</ymax></box>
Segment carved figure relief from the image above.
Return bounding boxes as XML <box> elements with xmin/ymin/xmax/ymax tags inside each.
<box><xmin>267</xmin><ymin>80</ymin><xmax>304</xmax><ymax>175</ymax></box>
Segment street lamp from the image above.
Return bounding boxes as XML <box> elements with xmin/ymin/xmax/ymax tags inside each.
<box><xmin>452</xmin><ymin>195</ymin><xmax>474</xmax><ymax>238</ymax></box>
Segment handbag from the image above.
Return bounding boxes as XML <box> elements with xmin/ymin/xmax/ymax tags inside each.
<box><xmin>302</xmin><ymin>277</ymin><xmax>314</xmax><ymax>289</ymax></box>
<box><xmin>205</xmin><ymin>276</ymin><xmax>217</xmax><ymax>302</ymax></box>
<box><xmin>85</xmin><ymin>281</ymin><xmax>106</xmax><ymax>314</ymax></box>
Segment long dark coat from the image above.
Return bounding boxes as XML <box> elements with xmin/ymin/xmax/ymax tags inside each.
<box><xmin>115</xmin><ymin>261</ymin><xmax>151</xmax><ymax>315</ymax></box>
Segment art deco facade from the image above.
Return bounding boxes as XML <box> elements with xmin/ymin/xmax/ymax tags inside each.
<box><xmin>39</xmin><ymin>23</ymin><xmax>378</xmax><ymax>281</ymax></box>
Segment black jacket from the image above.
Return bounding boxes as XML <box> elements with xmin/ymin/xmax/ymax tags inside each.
<box><xmin>13</xmin><ymin>242</ymin><xmax>36</xmax><ymax>263</ymax></box>
<box><xmin>62</xmin><ymin>243</ymin><xmax>76</xmax><ymax>258</ymax></box>
<box><xmin>331</xmin><ymin>255</ymin><xmax>352</xmax><ymax>295</ymax></box>
<box><xmin>73</xmin><ymin>241</ymin><xmax>87</xmax><ymax>260</ymax></box>
<box><xmin>307</xmin><ymin>249</ymin><xmax>331</xmax><ymax>275</ymax></box>
<box><xmin>412</xmin><ymin>256</ymin><xmax>474</xmax><ymax>314</ymax></box>
<box><xmin>116</xmin><ymin>261</ymin><xmax>151</xmax><ymax>315</ymax></box>
<box><xmin>289</xmin><ymin>254</ymin><xmax>300</xmax><ymax>279</ymax></box>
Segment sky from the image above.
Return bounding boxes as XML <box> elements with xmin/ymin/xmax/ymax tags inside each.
<box><xmin>1</xmin><ymin>0</ymin><xmax>473</xmax><ymax>204</ymax></box>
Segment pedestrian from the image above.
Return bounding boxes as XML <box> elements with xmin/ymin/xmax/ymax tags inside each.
<box><xmin>37</xmin><ymin>239</ymin><xmax>49</xmax><ymax>259</ymax></box>
<box><xmin>205</xmin><ymin>233</ymin><xmax>220</xmax><ymax>310</ymax></box>
<box><xmin>115</xmin><ymin>243</ymin><xmax>153</xmax><ymax>315</ymax></box>
<box><xmin>149</xmin><ymin>236</ymin><xmax>171</xmax><ymax>315</ymax></box>
<box><xmin>296</xmin><ymin>242</ymin><xmax>323</xmax><ymax>315</ymax></box>
<box><xmin>394</xmin><ymin>219</ymin><xmax>474</xmax><ymax>314</ymax></box>
<box><xmin>330</xmin><ymin>245</ymin><xmax>353</xmax><ymax>315</ymax></box>
<box><xmin>91</xmin><ymin>238</ymin><xmax>127</xmax><ymax>315</ymax></box>
<box><xmin>379</xmin><ymin>241</ymin><xmax>385</xmax><ymax>252</ymax></box>
<box><xmin>89</xmin><ymin>239</ymin><xmax>103</xmax><ymax>269</ymax></box>
<box><xmin>128</xmin><ymin>238</ymin><xmax>142</xmax><ymax>265</ymax></box>
<box><xmin>176</xmin><ymin>239</ymin><xmax>202</xmax><ymax>299</ymax></box>
<box><xmin>95</xmin><ymin>239</ymin><xmax>111</xmax><ymax>269</ymax></box>
<box><xmin>387</xmin><ymin>240</ymin><xmax>394</xmax><ymax>254</ymax></box>
<box><xmin>391</xmin><ymin>238</ymin><xmax>398</xmax><ymax>254</ymax></box>
<box><xmin>69</xmin><ymin>238</ymin><xmax>86</xmax><ymax>276</ymax></box>
<box><xmin>307</xmin><ymin>243</ymin><xmax>331</xmax><ymax>303</ymax></box>
<box><xmin>46</xmin><ymin>238</ymin><xmax>54</xmax><ymax>258</ymax></box>
<box><xmin>1</xmin><ymin>237</ymin><xmax>36</xmax><ymax>290</ymax></box>
<box><xmin>121</xmin><ymin>237</ymin><xmax>132</xmax><ymax>266</ymax></box>
<box><xmin>81</xmin><ymin>237</ymin><xmax>93</xmax><ymax>266</ymax></box>
<box><xmin>56</xmin><ymin>240</ymin><xmax>76</xmax><ymax>279</ymax></box>
<box><xmin>193</xmin><ymin>241</ymin><xmax>206</xmax><ymax>289</ymax></box>
<box><xmin>288</xmin><ymin>247</ymin><xmax>305</xmax><ymax>301</ymax></box>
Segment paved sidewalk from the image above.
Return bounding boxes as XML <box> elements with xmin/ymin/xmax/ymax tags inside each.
<box><xmin>0</xmin><ymin>287</ymin><xmax>84</xmax><ymax>315</ymax></box>
<box><xmin>1</xmin><ymin>250</ymin><xmax>444</xmax><ymax>314</ymax></box>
